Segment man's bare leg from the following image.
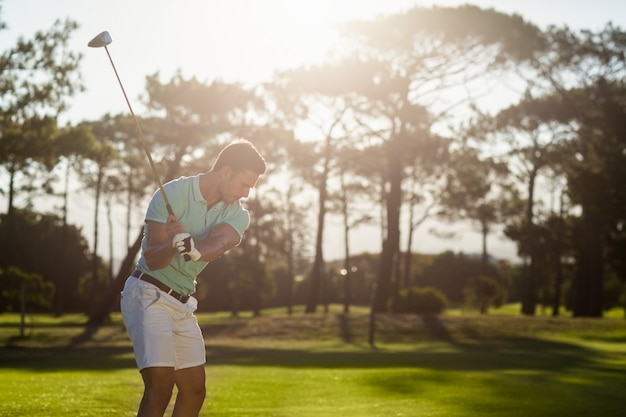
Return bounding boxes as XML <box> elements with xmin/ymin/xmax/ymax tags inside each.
<box><xmin>137</xmin><ymin>367</ymin><xmax>175</xmax><ymax>417</ymax></box>
<box><xmin>172</xmin><ymin>365</ymin><xmax>206</xmax><ymax>417</ymax></box>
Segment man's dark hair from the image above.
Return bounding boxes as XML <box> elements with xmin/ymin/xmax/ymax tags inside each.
<box><xmin>212</xmin><ymin>139</ymin><xmax>266</xmax><ymax>175</ymax></box>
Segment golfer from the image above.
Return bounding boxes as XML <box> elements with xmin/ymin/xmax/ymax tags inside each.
<box><xmin>121</xmin><ymin>139</ymin><xmax>266</xmax><ymax>417</ymax></box>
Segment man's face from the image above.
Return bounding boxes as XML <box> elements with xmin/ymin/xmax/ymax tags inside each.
<box><xmin>219</xmin><ymin>168</ymin><xmax>260</xmax><ymax>203</ymax></box>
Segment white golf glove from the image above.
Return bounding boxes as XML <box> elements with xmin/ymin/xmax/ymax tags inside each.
<box><xmin>172</xmin><ymin>233</ymin><xmax>201</xmax><ymax>262</ymax></box>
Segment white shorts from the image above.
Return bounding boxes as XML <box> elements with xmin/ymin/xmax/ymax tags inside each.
<box><xmin>120</xmin><ymin>276</ymin><xmax>205</xmax><ymax>371</ymax></box>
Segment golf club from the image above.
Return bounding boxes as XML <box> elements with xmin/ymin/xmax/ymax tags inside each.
<box><xmin>88</xmin><ymin>31</ymin><xmax>175</xmax><ymax>216</ymax></box>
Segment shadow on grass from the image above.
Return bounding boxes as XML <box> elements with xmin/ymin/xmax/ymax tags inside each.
<box><xmin>420</xmin><ymin>314</ymin><xmax>454</xmax><ymax>342</ymax></box>
<box><xmin>360</xmin><ymin>362</ymin><xmax>626</xmax><ymax>417</ymax></box>
<box><xmin>203</xmin><ymin>337</ymin><xmax>601</xmax><ymax>371</ymax></box>
<box><xmin>1</xmin><ymin>333</ymin><xmax>606</xmax><ymax>375</ymax></box>
<box><xmin>0</xmin><ymin>345</ymin><xmax>136</xmax><ymax>371</ymax></box>
<box><xmin>2</xmin><ymin>313</ymin><xmax>623</xmax><ymax>378</ymax></box>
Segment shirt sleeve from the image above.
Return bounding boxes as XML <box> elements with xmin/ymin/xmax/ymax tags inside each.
<box><xmin>145</xmin><ymin>188</ymin><xmax>168</xmax><ymax>224</ymax></box>
<box><xmin>145</xmin><ymin>178</ymin><xmax>187</xmax><ymax>224</ymax></box>
<box><xmin>226</xmin><ymin>204</ymin><xmax>251</xmax><ymax>238</ymax></box>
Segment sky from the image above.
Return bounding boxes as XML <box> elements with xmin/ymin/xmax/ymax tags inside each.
<box><xmin>2</xmin><ymin>0</ymin><xmax>625</xmax><ymax>264</ymax></box>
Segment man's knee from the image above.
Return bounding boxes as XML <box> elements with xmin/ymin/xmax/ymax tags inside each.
<box><xmin>184</xmin><ymin>382</ymin><xmax>206</xmax><ymax>400</ymax></box>
<box><xmin>176</xmin><ymin>366</ymin><xmax>206</xmax><ymax>400</ymax></box>
<box><xmin>142</xmin><ymin>367</ymin><xmax>176</xmax><ymax>395</ymax></box>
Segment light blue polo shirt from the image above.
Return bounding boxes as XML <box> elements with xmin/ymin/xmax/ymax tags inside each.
<box><xmin>136</xmin><ymin>175</ymin><xmax>250</xmax><ymax>295</ymax></box>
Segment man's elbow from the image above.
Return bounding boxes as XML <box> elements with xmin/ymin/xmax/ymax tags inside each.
<box><xmin>144</xmin><ymin>249</ymin><xmax>171</xmax><ymax>271</ymax></box>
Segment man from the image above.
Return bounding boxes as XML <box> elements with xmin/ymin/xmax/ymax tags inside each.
<box><xmin>121</xmin><ymin>139</ymin><xmax>266</xmax><ymax>417</ymax></box>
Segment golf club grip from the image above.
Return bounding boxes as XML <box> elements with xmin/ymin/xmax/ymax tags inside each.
<box><xmin>164</xmin><ymin>200</ymin><xmax>191</xmax><ymax>261</ymax></box>
<box><xmin>170</xmin><ymin>208</ymin><xmax>192</xmax><ymax>261</ymax></box>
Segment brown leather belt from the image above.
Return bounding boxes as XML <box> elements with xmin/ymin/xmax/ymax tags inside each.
<box><xmin>131</xmin><ymin>270</ymin><xmax>190</xmax><ymax>304</ymax></box>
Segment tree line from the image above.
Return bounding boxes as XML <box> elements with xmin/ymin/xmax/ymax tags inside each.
<box><xmin>1</xmin><ymin>5</ymin><xmax>625</xmax><ymax>324</ymax></box>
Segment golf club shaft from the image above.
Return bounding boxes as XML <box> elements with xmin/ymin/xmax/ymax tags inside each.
<box><xmin>103</xmin><ymin>46</ymin><xmax>174</xmax><ymax>216</ymax></box>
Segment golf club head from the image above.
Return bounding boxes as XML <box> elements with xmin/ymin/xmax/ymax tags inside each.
<box><xmin>88</xmin><ymin>31</ymin><xmax>112</xmax><ymax>48</ymax></box>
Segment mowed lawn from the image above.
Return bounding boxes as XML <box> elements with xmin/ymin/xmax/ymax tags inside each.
<box><xmin>1</xmin><ymin>306</ymin><xmax>625</xmax><ymax>417</ymax></box>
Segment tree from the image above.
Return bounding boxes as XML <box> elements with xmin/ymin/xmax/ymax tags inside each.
<box><xmin>565</xmin><ymin>79</ymin><xmax>626</xmax><ymax>316</ymax></box>
<box><xmin>77</xmin><ymin>119</ymin><xmax>119</xmax><ymax>312</ymax></box>
<box><xmin>340</xmin><ymin>6</ymin><xmax>545</xmax><ymax>317</ymax></box>
<box><xmin>52</xmin><ymin>124</ymin><xmax>97</xmax><ymax>314</ymax></box>
<box><xmin>0</xmin><ymin>17</ymin><xmax>83</xmax><ymax>309</ymax></box>
<box><xmin>0</xmin><ymin>18</ymin><xmax>82</xmax><ymax>118</ymax></box>
<box><xmin>0</xmin><ymin>209</ymin><xmax>92</xmax><ymax>313</ymax></box>
<box><xmin>253</xmin><ymin>123</ymin><xmax>314</xmax><ymax>314</ymax></box>
<box><xmin>415</xmin><ymin>251</ymin><xmax>510</xmax><ymax>305</ymax></box>
<box><xmin>464</xmin><ymin>276</ymin><xmax>507</xmax><ymax>314</ymax></box>
<box><xmin>0</xmin><ymin>117</ymin><xmax>58</xmax><ymax>270</ymax></box>
<box><xmin>501</xmin><ymin>24</ymin><xmax>626</xmax><ymax>316</ymax></box>
<box><xmin>399</xmin><ymin>134</ymin><xmax>450</xmax><ymax>306</ymax></box>
<box><xmin>526</xmin><ymin>24</ymin><xmax>626</xmax><ymax>316</ymax></box>
<box><xmin>270</xmin><ymin>66</ymin><xmax>360</xmax><ymax>313</ymax></box>
<box><xmin>481</xmin><ymin>91</ymin><xmax>573</xmax><ymax>315</ymax></box>
<box><xmin>441</xmin><ymin>145</ymin><xmax>517</xmax><ymax>276</ymax></box>
<box><xmin>332</xmin><ymin>146</ymin><xmax>375</xmax><ymax>314</ymax></box>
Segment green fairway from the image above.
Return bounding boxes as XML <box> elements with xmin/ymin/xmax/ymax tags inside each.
<box><xmin>1</xmin><ymin>307</ymin><xmax>625</xmax><ymax>417</ymax></box>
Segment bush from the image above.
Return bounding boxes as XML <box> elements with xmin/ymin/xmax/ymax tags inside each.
<box><xmin>396</xmin><ymin>286</ymin><xmax>448</xmax><ymax>315</ymax></box>
<box><xmin>1</xmin><ymin>266</ymin><xmax>54</xmax><ymax>312</ymax></box>
<box><xmin>464</xmin><ymin>275</ymin><xmax>507</xmax><ymax>314</ymax></box>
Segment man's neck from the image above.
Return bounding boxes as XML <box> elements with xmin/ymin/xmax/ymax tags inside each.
<box><xmin>198</xmin><ymin>172</ymin><xmax>221</xmax><ymax>208</ymax></box>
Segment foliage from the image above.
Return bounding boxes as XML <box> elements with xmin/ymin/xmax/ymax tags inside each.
<box><xmin>1</xmin><ymin>6</ymin><xmax>626</xmax><ymax>321</ymax></box>
<box><xmin>414</xmin><ymin>251</ymin><xmax>511</xmax><ymax>304</ymax></box>
<box><xmin>0</xmin><ymin>209</ymin><xmax>93</xmax><ymax>313</ymax></box>
<box><xmin>0</xmin><ymin>266</ymin><xmax>53</xmax><ymax>310</ymax></box>
<box><xmin>395</xmin><ymin>286</ymin><xmax>449</xmax><ymax>315</ymax></box>
<box><xmin>0</xmin><ymin>18</ymin><xmax>82</xmax><ymax>118</ymax></box>
<box><xmin>464</xmin><ymin>275</ymin><xmax>508</xmax><ymax>313</ymax></box>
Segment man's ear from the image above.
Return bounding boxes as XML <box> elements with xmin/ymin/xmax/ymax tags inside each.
<box><xmin>220</xmin><ymin>166</ymin><xmax>232</xmax><ymax>179</ymax></box>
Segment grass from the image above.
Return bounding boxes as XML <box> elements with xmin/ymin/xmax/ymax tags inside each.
<box><xmin>1</xmin><ymin>305</ymin><xmax>626</xmax><ymax>416</ymax></box>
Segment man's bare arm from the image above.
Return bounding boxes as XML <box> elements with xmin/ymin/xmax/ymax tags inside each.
<box><xmin>143</xmin><ymin>214</ymin><xmax>185</xmax><ymax>270</ymax></box>
<box><xmin>194</xmin><ymin>223</ymin><xmax>242</xmax><ymax>263</ymax></box>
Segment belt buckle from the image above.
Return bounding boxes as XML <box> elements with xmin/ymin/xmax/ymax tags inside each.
<box><xmin>168</xmin><ymin>289</ymin><xmax>189</xmax><ymax>303</ymax></box>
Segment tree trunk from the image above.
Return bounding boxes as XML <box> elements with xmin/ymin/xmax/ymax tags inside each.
<box><xmin>341</xmin><ymin>174</ymin><xmax>352</xmax><ymax>314</ymax></box>
<box><xmin>305</xmin><ymin>136</ymin><xmax>331</xmax><ymax>313</ymax></box>
<box><xmin>402</xmin><ymin>206</ymin><xmax>415</xmax><ymax>292</ymax></box>
<box><xmin>286</xmin><ymin>231</ymin><xmax>294</xmax><ymax>316</ymax></box>
<box><xmin>521</xmin><ymin>168</ymin><xmax>538</xmax><ymax>316</ymax></box>
<box><xmin>368</xmin><ymin>309</ymin><xmax>376</xmax><ymax>349</ymax></box>
<box><xmin>0</xmin><ymin>167</ymin><xmax>17</xmax><ymax>309</ymax></box>
<box><xmin>551</xmin><ymin>190</ymin><xmax>565</xmax><ymax>317</ymax></box>
<box><xmin>573</xmin><ymin>205</ymin><xmax>604</xmax><ymax>317</ymax></box>
<box><xmin>56</xmin><ymin>160</ymin><xmax>71</xmax><ymax>316</ymax></box>
<box><xmin>306</xmin><ymin>216</ymin><xmax>325</xmax><ymax>313</ymax></box>
<box><xmin>126</xmin><ymin>168</ymin><xmax>134</xmax><ymax>248</ymax></box>
<box><xmin>373</xmin><ymin>137</ymin><xmax>403</xmax><ymax>312</ymax></box>
<box><xmin>107</xmin><ymin>199</ymin><xmax>114</xmax><ymax>280</ymax></box>
<box><xmin>481</xmin><ymin>220</ymin><xmax>488</xmax><ymax>276</ymax></box>
<box><xmin>342</xmin><ymin>258</ymin><xmax>351</xmax><ymax>315</ymax></box>
<box><xmin>391</xmin><ymin>249</ymin><xmax>402</xmax><ymax>313</ymax></box>
<box><xmin>90</xmin><ymin>168</ymin><xmax>103</xmax><ymax>313</ymax></box>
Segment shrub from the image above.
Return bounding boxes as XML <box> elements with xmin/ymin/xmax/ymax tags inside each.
<box><xmin>464</xmin><ymin>275</ymin><xmax>507</xmax><ymax>313</ymax></box>
<box><xmin>397</xmin><ymin>286</ymin><xmax>449</xmax><ymax>315</ymax></box>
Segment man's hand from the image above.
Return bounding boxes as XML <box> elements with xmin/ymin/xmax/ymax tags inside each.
<box><xmin>172</xmin><ymin>233</ymin><xmax>202</xmax><ymax>261</ymax></box>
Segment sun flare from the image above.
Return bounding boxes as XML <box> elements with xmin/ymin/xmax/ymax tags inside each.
<box><xmin>185</xmin><ymin>0</ymin><xmax>358</xmax><ymax>81</ymax></box>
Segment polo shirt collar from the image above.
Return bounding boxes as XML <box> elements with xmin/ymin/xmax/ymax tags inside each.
<box><xmin>192</xmin><ymin>175</ymin><xmax>206</xmax><ymax>204</ymax></box>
